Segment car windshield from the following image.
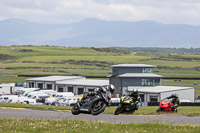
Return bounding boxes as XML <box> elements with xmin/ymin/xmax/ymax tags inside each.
<box><xmin>39</xmin><ymin>96</ymin><xmax>48</xmax><ymax>99</ymax></box>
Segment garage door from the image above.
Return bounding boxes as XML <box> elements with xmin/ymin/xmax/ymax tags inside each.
<box><xmin>78</xmin><ymin>88</ymin><xmax>84</xmax><ymax>94</ymax></box>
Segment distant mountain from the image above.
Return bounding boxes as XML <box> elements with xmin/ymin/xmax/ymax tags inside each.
<box><xmin>0</xmin><ymin>18</ymin><xmax>200</xmax><ymax>47</ymax></box>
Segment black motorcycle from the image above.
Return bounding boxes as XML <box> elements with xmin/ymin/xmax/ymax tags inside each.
<box><xmin>115</xmin><ymin>96</ymin><xmax>140</xmax><ymax>115</ymax></box>
<box><xmin>72</xmin><ymin>90</ymin><xmax>112</xmax><ymax>115</ymax></box>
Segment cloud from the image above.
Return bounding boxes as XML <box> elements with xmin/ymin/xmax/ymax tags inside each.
<box><xmin>0</xmin><ymin>0</ymin><xmax>200</xmax><ymax>25</ymax></box>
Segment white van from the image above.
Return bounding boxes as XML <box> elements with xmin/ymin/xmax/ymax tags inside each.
<box><xmin>45</xmin><ymin>92</ymin><xmax>74</xmax><ymax>105</ymax></box>
<box><xmin>13</xmin><ymin>87</ymin><xmax>39</xmax><ymax>95</ymax></box>
<box><xmin>0</xmin><ymin>95</ymin><xmax>19</xmax><ymax>103</ymax></box>
<box><xmin>38</xmin><ymin>90</ymin><xmax>57</xmax><ymax>94</ymax></box>
<box><xmin>18</xmin><ymin>97</ymin><xmax>36</xmax><ymax>105</ymax></box>
<box><xmin>55</xmin><ymin>92</ymin><xmax>74</xmax><ymax>98</ymax></box>
<box><xmin>62</xmin><ymin>96</ymin><xmax>82</xmax><ymax>106</ymax></box>
<box><xmin>110</xmin><ymin>98</ymin><xmax>120</xmax><ymax>103</ymax></box>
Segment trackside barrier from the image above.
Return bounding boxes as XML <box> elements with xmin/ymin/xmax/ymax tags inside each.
<box><xmin>68</xmin><ymin>102</ymin><xmax>200</xmax><ymax>106</ymax></box>
<box><xmin>147</xmin><ymin>102</ymin><xmax>200</xmax><ymax>106</ymax></box>
<box><xmin>109</xmin><ymin>102</ymin><xmax>200</xmax><ymax>106</ymax></box>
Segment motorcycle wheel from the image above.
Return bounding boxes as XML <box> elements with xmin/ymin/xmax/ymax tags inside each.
<box><xmin>156</xmin><ymin>107</ymin><xmax>162</xmax><ymax>113</ymax></box>
<box><xmin>115</xmin><ymin>106</ymin><xmax>123</xmax><ymax>115</ymax></box>
<box><xmin>71</xmin><ymin>103</ymin><xmax>80</xmax><ymax>115</ymax></box>
<box><xmin>91</xmin><ymin>100</ymin><xmax>106</xmax><ymax>115</ymax></box>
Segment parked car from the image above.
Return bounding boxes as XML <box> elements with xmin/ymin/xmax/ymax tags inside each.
<box><xmin>32</xmin><ymin>93</ymin><xmax>49</xmax><ymax>104</ymax></box>
<box><xmin>194</xmin><ymin>82</ymin><xmax>198</xmax><ymax>85</ymax></box>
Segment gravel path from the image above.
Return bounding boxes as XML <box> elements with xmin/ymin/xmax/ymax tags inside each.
<box><xmin>0</xmin><ymin>108</ymin><xmax>200</xmax><ymax>125</ymax></box>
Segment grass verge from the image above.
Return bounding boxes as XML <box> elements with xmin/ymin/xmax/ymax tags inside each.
<box><xmin>0</xmin><ymin>103</ymin><xmax>71</xmax><ymax>111</ymax></box>
<box><xmin>0</xmin><ymin>118</ymin><xmax>200</xmax><ymax>133</ymax></box>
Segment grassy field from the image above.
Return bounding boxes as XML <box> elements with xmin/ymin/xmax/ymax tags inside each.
<box><xmin>0</xmin><ymin>77</ymin><xmax>28</xmax><ymax>83</ymax></box>
<box><xmin>1</xmin><ymin>46</ymin><xmax>200</xmax><ymax>78</ymax></box>
<box><xmin>1</xmin><ymin>103</ymin><xmax>200</xmax><ymax>116</ymax></box>
<box><xmin>1</xmin><ymin>118</ymin><xmax>200</xmax><ymax>133</ymax></box>
<box><xmin>1</xmin><ymin>46</ymin><xmax>200</xmax><ymax>95</ymax></box>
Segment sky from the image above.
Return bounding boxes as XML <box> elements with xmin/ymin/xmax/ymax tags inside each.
<box><xmin>0</xmin><ymin>0</ymin><xmax>200</xmax><ymax>25</ymax></box>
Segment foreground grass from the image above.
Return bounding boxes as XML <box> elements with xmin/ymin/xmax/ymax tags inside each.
<box><xmin>0</xmin><ymin>118</ymin><xmax>200</xmax><ymax>133</ymax></box>
<box><xmin>1</xmin><ymin>103</ymin><xmax>200</xmax><ymax>116</ymax></box>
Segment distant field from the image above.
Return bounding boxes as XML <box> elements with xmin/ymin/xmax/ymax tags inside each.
<box><xmin>1</xmin><ymin>46</ymin><xmax>200</xmax><ymax>78</ymax></box>
<box><xmin>0</xmin><ymin>77</ymin><xmax>27</xmax><ymax>83</ymax></box>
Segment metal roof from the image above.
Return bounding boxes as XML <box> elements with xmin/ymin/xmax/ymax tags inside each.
<box><xmin>0</xmin><ymin>83</ymin><xmax>15</xmax><ymax>87</ymax></box>
<box><xmin>117</xmin><ymin>73</ymin><xmax>163</xmax><ymax>78</ymax></box>
<box><xmin>127</xmin><ymin>86</ymin><xmax>194</xmax><ymax>93</ymax></box>
<box><xmin>26</xmin><ymin>76</ymin><xmax>84</xmax><ymax>82</ymax></box>
<box><xmin>110</xmin><ymin>64</ymin><xmax>156</xmax><ymax>68</ymax></box>
<box><xmin>56</xmin><ymin>79</ymin><xmax>109</xmax><ymax>87</ymax></box>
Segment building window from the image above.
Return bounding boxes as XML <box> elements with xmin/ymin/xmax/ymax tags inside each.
<box><xmin>139</xmin><ymin>94</ymin><xmax>145</xmax><ymax>102</ymax></box>
<box><xmin>125</xmin><ymin>81</ymin><xmax>130</xmax><ymax>85</ymax></box>
<box><xmin>113</xmin><ymin>69</ymin><xmax>118</xmax><ymax>76</ymax></box>
<box><xmin>141</xmin><ymin>79</ymin><xmax>155</xmax><ymax>86</ymax></box>
<box><xmin>88</xmin><ymin>89</ymin><xmax>94</xmax><ymax>92</ymax></box>
<box><xmin>29</xmin><ymin>82</ymin><xmax>34</xmax><ymax>88</ymax></box>
<box><xmin>47</xmin><ymin>84</ymin><xmax>52</xmax><ymax>90</ymax></box>
<box><xmin>150</xmin><ymin>95</ymin><xmax>158</xmax><ymax>102</ymax></box>
<box><xmin>37</xmin><ymin>83</ymin><xmax>43</xmax><ymax>89</ymax></box>
<box><xmin>78</xmin><ymin>88</ymin><xmax>84</xmax><ymax>94</ymax></box>
<box><xmin>142</xmin><ymin>68</ymin><xmax>152</xmax><ymax>73</ymax></box>
<box><xmin>68</xmin><ymin>87</ymin><xmax>74</xmax><ymax>92</ymax></box>
<box><xmin>58</xmin><ymin>88</ymin><xmax>63</xmax><ymax>92</ymax></box>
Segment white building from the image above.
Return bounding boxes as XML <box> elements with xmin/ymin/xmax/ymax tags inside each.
<box><xmin>26</xmin><ymin>76</ymin><xmax>109</xmax><ymax>95</ymax></box>
<box><xmin>25</xmin><ymin>63</ymin><xmax>196</xmax><ymax>102</ymax></box>
<box><xmin>127</xmin><ymin>86</ymin><xmax>195</xmax><ymax>102</ymax></box>
<box><xmin>56</xmin><ymin>79</ymin><xmax>109</xmax><ymax>94</ymax></box>
<box><xmin>26</xmin><ymin>76</ymin><xmax>85</xmax><ymax>90</ymax></box>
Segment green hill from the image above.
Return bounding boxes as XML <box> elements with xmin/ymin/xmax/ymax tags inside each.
<box><xmin>0</xmin><ymin>46</ymin><xmax>200</xmax><ymax>78</ymax></box>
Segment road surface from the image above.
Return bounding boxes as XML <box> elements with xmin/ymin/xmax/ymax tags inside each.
<box><xmin>0</xmin><ymin>108</ymin><xmax>200</xmax><ymax>125</ymax></box>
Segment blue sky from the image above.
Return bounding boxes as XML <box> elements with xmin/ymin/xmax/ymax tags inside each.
<box><xmin>0</xmin><ymin>0</ymin><xmax>200</xmax><ymax>25</ymax></box>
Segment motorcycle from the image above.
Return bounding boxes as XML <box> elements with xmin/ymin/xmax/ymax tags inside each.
<box><xmin>156</xmin><ymin>99</ymin><xmax>179</xmax><ymax>113</ymax></box>
<box><xmin>115</xmin><ymin>96</ymin><xmax>139</xmax><ymax>115</ymax></box>
<box><xmin>71</xmin><ymin>90</ymin><xmax>112</xmax><ymax>115</ymax></box>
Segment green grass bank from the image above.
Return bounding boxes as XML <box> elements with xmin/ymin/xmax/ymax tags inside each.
<box><xmin>0</xmin><ymin>118</ymin><xmax>200</xmax><ymax>133</ymax></box>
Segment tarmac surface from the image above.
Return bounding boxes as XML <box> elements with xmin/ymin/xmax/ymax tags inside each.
<box><xmin>0</xmin><ymin>108</ymin><xmax>200</xmax><ymax>125</ymax></box>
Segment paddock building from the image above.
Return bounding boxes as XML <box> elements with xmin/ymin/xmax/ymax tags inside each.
<box><xmin>25</xmin><ymin>64</ymin><xmax>196</xmax><ymax>102</ymax></box>
<box><xmin>127</xmin><ymin>86</ymin><xmax>195</xmax><ymax>102</ymax></box>
<box><xmin>26</xmin><ymin>76</ymin><xmax>109</xmax><ymax>95</ymax></box>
